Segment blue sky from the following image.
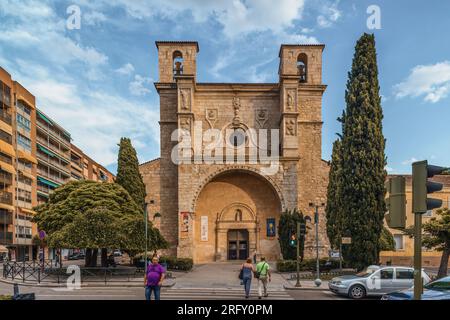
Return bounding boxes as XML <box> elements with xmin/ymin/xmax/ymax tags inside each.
<box><xmin>0</xmin><ymin>0</ymin><xmax>449</xmax><ymax>175</ymax></box>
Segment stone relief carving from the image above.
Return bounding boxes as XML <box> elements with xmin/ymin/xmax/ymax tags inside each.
<box><xmin>180</xmin><ymin>89</ymin><xmax>190</xmax><ymax>110</ymax></box>
<box><xmin>255</xmin><ymin>108</ymin><xmax>268</xmax><ymax>128</ymax></box>
<box><xmin>180</xmin><ymin>118</ymin><xmax>191</xmax><ymax>136</ymax></box>
<box><xmin>286</xmin><ymin>89</ymin><xmax>295</xmax><ymax>111</ymax></box>
<box><xmin>205</xmin><ymin>108</ymin><xmax>218</xmax><ymax>128</ymax></box>
<box><xmin>232</xmin><ymin>96</ymin><xmax>242</xmax><ymax>127</ymax></box>
<box><xmin>286</xmin><ymin>119</ymin><xmax>296</xmax><ymax>136</ymax></box>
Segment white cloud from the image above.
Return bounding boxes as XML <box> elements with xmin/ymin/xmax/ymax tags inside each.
<box><xmin>394</xmin><ymin>61</ymin><xmax>450</xmax><ymax>103</ymax></box>
<box><xmin>385</xmin><ymin>166</ymin><xmax>395</xmax><ymax>173</ymax></box>
<box><xmin>115</xmin><ymin>63</ymin><xmax>135</xmax><ymax>75</ymax></box>
<box><xmin>316</xmin><ymin>0</ymin><xmax>341</xmax><ymax>28</ymax></box>
<box><xmin>401</xmin><ymin>157</ymin><xmax>419</xmax><ymax>166</ymax></box>
<box><xmin>129</xmin><ymin>75</ymin><xmax>153</xmax><ymax>96</ymax></box>
<box><xmin>84</xmin><ymin>11</ymin><xmax>107</xmax><ymax>26</ymax></box>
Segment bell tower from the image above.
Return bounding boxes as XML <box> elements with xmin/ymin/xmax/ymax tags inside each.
<box><xmin>155</xmin><ymin>41</ymin><xmax>199</xmax><ymax>83</ymax></box>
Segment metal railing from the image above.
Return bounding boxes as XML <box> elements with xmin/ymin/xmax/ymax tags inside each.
<box><xmin>2</xmin><ymin>261</ymin><xmax>144</xmax><ymax>284</ymax></box>
<box><xmin>0</xmin><ymin>190</ymin><xmax>13</xmax><ymax>205</ymax></box>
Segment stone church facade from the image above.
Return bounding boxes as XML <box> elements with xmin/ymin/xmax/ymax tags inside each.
<box><xmin>140</xmin><ymin>41</ymin><xmax>330</xmax><ymax>263</ymax></box>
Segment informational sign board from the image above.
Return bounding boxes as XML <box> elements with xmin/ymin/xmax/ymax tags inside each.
<box><xmin>201</xmin><ymin>216</ymin><xmax>208</xmax><ymax>241</ymax></box>
<box><xmin>342</xmin><ymin>237</ymin><xmax>352</xmax><ymax>244</ymax></box>
<box><xmin>266</xmin><ymin>218</ymin><xmax>276</xmax><ymax>237</ymax></box>
<box><xmin>329</xmin><ymin>250</ymin><xmax>340</xmax><ymax>259</ymax></box>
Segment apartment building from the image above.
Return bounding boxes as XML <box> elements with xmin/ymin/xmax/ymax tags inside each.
<box><xmin>36</xmin><ymin>110</ymin><xmax>72</xmax><ymax>205</ymax></box>
<box><xmin>0</xmin><ymin>67</ymin><xmax>38</xmax><ymax>261</ymax></box>
<box><xmin>0</xmin><ymin>67</ymin><xmax>115</xmax><ymax>261</ymax></box>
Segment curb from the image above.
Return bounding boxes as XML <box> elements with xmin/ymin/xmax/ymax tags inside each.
<box><xmin>283</xmin><ymin>284</ymin><xmax>327</xmax><ymax>291</ymax></box>
<box><xmin>0</xmin><ymin>278</ymin><xmax>176</xmax><ymax>288</ymax></box>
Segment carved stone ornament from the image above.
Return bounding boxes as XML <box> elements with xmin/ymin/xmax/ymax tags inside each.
<box><xmin>206</xmin><ymin>108</ymin><xmax>218</xmax><ymax>128</ymax></box>
<box><xmin>180</xmin><ymin>118</ymin><xmax>191</xmax><ymax>136</ymax></box>
<box><xmin>180</xmin><ymin>89</ymin><xmax>191</xmax><ymax>111</ymax></box>
<box><xmin>286</xmin><ymin>89</ymin><xmax>295</xmax><ymax>111</ymax></box>
<box><xmin>286</xmin><ymin>119</ymin><xmax>296</xmax><ymax>136</ymax></box>
<box><xmin>256</xmin><ymin>108</ymin><xmax>268</xmax><ymax>128</ymax></box>
<box><xmin>232</xmin><ymin>96</ymin><xmax>241</xmax><ymax>127</ymax></box>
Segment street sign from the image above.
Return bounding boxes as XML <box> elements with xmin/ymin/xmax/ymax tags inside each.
<box><xmin>39</xmin><ymin>230</ymin><xmax>46</xmax><ymax>240</ymax></box>
<box><xmin>341</xmin><ymin>237</ymin><xmax>352</xmax><ymax>244</ymax></box>
<box><xmin>329</xmin><ymin>250</ymin><xmax>340</xmax><ymax>259</ymax></box>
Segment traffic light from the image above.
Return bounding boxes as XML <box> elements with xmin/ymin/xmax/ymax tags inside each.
<box><xmin>412</xmin><ymin>161</ymin><xmax>446</xmax><ymax>214</ymax></box>
<box><xmin>289</xmin><ymin>230</ymin><xmax>297</xmax><ymax>247</ymax></box>
<box><xmin>385</xmin><ymin>176</ymin><xmax>406</xmax><ymax>229</ymax></box>
<box><xmin>299</xmin><ymin>223</ymin><xmax>306</xmax><ymax>237</ymax></box>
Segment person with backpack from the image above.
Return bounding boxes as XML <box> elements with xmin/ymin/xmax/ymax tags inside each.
<box><xmin>144</xmin><ymin>256</ymin><xmax>165</xmax><ymax>300</ymax></box>
<box><xmin>256</xmin><ymin>256</ymin><xmax>271</xmax><ymax>299</ymax></box>
<box><xmin>239</xmin><ymin>258</ymin><xmax>255</xmax><ymax>299</ymax></box>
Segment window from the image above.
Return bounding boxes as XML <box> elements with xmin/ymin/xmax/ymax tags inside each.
<box><xmin>17</xmin><ymin>101</ymin><xmax>31</xmax><ymax>115</ymax></box>
<box><xmin>297</xmin><ymin>53</ymin><xmax>308</xmax><ymax>83</ymax></box>
<box><xmin>380</xmin><ymin>268</ymin><xmax>394</xmax><ymax>280</ymax></box>
<box><xmin>396</xmin><ymin>268</ymin><xmax>414</xmax><ymax>280</ymax></box>
<box><xmin>394</xmin><ymin>234</ymin><xmax>404</xmax><ymax>250</ymax></box>
<box><xmin>16</xmin><ymin>113</ymin><xmax>31</xmax><ymax>131</ymax></box>
<box><xmin>18</xmin><ymin>174</ymin><xmax>32</xmax><ymax>186</ymax></box>
<box><xmin>1</xmin><ymin>82</ymin><xmax>11</xmax><ymax>108</ymax></box>
<box><xmin>17</xmin><ymin>189</ymin><xmax>32</xmax><ymax>203</ymax></box>
<box><xmin>0</xmin><ymin>129</ymin><xmax>12</xmax><ymax>144</ymax></box>
<box><xmin>173</xmin><ymin>50</ymin><xmax>183</xmax><ymax>77</ymax></box>
<box><xmin>17</xmin><ymin>134</ymin><xmax>31</xmax><ymax>151</ymax></box>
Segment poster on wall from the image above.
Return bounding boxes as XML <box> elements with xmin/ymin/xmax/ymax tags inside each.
<box><xmin>180</xmin><ymin>212</ymin><xmax>190</xmax><ymax>233</ymax></box>
<box><xmin>201</xmin><ymin>216</ymin><xmax>208</xmax><ymax>241</ymax></box>
<box><xmin>267</xmin><ymin>218</ymin><xmax>276</xmax><ymax>237</ymax></box>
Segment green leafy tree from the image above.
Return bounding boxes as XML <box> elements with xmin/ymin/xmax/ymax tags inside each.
<box><xmin>33</xmin><ymin>180</ymin><xmax>167</xmax><ymax>267</ymax></box>
<box><xmin>278</xmin><ymin>209</ymin><xmax>309</xmax><ymax>261</ymax></box>
<box><xmin>340</xmin><ymin>33</ymin><xmax>387</xmax><ymax>270</ymax></box>
<box><xmin>116</xmin><ymin>138</ymin><xmax>146</xmax><ymax>210</ymax></box>
<box><xmin>326</xmin><ymin>138</ymin><xmax>343</xmax><ymax>249</ymax></box>
<box><xmin>379</xmin><ymin>227</ymin><xmax>395</xmax><ymax>251</ymax></box>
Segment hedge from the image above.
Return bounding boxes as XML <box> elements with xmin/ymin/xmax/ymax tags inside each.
<box><xmin>133</xmin><ymin>255</ymin><xmax>193</xmax><ymax>271</ymax></box>
<box><xmin>276</xmin><ymin>258</ymin><xmax>344</xmax><ymax>272</ymax></box>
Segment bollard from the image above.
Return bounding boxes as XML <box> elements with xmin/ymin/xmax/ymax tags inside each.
<box><xmin>13</xmin><ymin>283</ymin><xmax>19</xmax><ymax>297</ymax></box>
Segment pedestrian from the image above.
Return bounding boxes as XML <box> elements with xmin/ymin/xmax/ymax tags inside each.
<box><xmin>256</xmin><ymin>256</ymin><xmax>271</xmax><ymax>299</ymax></box>
<box><xmin>144</xmin><ymin>256</ymin><xmax>165</xmax><ymax>301</ymax></box>
<box><xmin>54</xmin><ymin>251</ymin><xmax>59</xmax><ymax>267</ymax></box>
<box><xmin>240</xmin><ymin>258</ymin><xmax>255</xmax><ymax>299</ymax></box>
<box><xmin>252</xmin><ymin>250</ymin><xmax>257</xmax><ymax>264</ymax></box>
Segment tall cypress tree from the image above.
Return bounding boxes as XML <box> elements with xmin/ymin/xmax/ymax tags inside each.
<box><xmin>340</xmin><ymin>33</ymin><xmax>386</xmax><ymax>270</ymax></box>
<box><xmin>326</xmin><ymin>138</ymin><xmax>343</xmax><ymax>249</ymax></box>
<box><xmin>116</xmin><ymin>138</ymin><xmax>146</xmax><ymax>210</ymax></box>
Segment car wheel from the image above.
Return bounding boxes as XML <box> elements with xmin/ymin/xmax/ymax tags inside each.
<box><xmin>349</xmin><ymin>285</ymin><xmax>366</xmax><ymax>299</ymax></box>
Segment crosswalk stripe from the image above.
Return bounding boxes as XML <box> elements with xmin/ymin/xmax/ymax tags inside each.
<box><xmin>161</xmin><ymin>287</ymin><xmax>293</xmax><ymax>300</ymax></box>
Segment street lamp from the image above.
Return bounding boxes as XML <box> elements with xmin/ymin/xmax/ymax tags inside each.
<box><xmin>143</xmin><ymin>202</ymin><xmax>150</xmax><ymax>273</ymax></box>
<box><xmin>309</xmin><ymin>202</ymin><xmax>325</xmax><ymax>287</ymax></box>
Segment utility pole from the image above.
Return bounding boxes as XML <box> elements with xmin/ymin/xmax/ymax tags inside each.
<box><xmin>309</xmin><ymin>202</ymin><xmax>325</xmax><ymax>286</ymax></box>
<box><xmin>144</xmin><ymin>202</ymin><xmax>149</xmax><ymax>273</ymax></box>
<box><xmin>295</xmin><ymin>221</ymin><xmax>301</xmax><ymax>287</ymax></box>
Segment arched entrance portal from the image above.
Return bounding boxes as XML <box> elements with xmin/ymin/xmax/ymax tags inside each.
<box><xmin>193</xmin><ymin>170</ymin><xmax>282</xmax><ymax>263</ymax></box>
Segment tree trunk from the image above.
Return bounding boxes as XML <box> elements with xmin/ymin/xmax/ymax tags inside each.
<box><xmin>85</xmin><ymin>248</ymin><xmax>92</xmax><ymax>267</ymax></box>
<box><xmin>437</xmin><ymin>246</ymin><xmax>450</xmax><ymax>279</ymax></box>
<box><xmin>101</xmin><ymin>248</ymin><xmax>108</xmax><ymax>267</ymax></box>
<box><xmin>91</xmin><ymin>249</ymin><xmax>98</xmax><ymax>267</ymax></box>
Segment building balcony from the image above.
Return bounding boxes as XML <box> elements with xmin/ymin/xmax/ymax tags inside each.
<box><xmin>0</xmin><ymin>210</ymin><xmax>13</xmax><ymax>225</ymax></box>
<box><xmin>0</xmin><ymin>172</ymin><xmax>13</xmax><ymax>185</ymax></box>
<box><xmin>0</xmin><ymin>191</ymin><xmax>13</xmax><ymax>205</ymax></box>
<box><xmin>0</xmin><ymin>231</ymin><xmax>13</xmax><ymax>245</ymax></box>
<box><xmin>0</xmin><ymin>109</ymin><xmax>12</xmax><ymax>126</ymax></box>
<box><xmin>36</xmin><ymin>122</ymin><xmax>71</xmax><ymax>149</ymax></box>
<box><xmin>36</xmin><ymin>136</ymin><xmax>71</xmax><ymax>159</ymax></box>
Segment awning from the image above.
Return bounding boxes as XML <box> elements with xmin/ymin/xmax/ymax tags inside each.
<box><xmin>0</xmin><ymin>162</ymin><xmax>15</xmax><ymax>175</ymax></box>
<box><xmin>0</xmin><ymin>140</ymin><xmax>15</xmax><ymax>157</ymax></box>
<box><xmin>37</xmin><ymin>144</ymin><xmax>69</xmax><ymax>163</ymax></box>
<box><xmin>37</xmin><ymin>191</ymin><xmax>49</xmax><ymax>198</ymax></box>
<box><xmin>19</xmin><ymin>207</ymin><xmax>35</xmax><ymax>215</ymax></box>
<box><xmin>19</xmin><ymin>170</ymin><xmax>35</xmax><ymax>180</ymax></box>
<box><xmin>17</xmin><ymin>95</ymin><xmax>35</xmax><ymax>109</ymax></box>
<box><xmin>0</xmin><ymin>120</ymin><xmax>13</xmax><ymax>135</ymax></box>
<box><xmin>37</xmin><ymin>111</ymin><xmax>53</xmax><ymax>126</ymax></box>
<box><xmin>37</xmin><ymin>176</ymin><xmax>60</xmax><ymax>189</ymax></box>
<box><xmin>17</xmin><ymin>150</ymin><xmax>38</xmax><ymax>164</ymax></box>
<box><xmin>0</xmin><ymin>203</ymin><xmax>15</xmax><ymax>211</ymax></box>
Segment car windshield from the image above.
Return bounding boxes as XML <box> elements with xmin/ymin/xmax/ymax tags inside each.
<box><xmin>424</xmin><ymin>279</ymin><xmax>450</xmax><ymax>291</ymax></box>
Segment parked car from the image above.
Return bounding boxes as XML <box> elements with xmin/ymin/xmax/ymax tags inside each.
<box><xmin>329</xmin><ymin>266</ymin><xmax>431</xmax><ymax>299</ymax></box>
<box><xmin>381</xmin><ymin>276</ymin><xmax>450</xmax><ymax>300</ymax></box>
<box><xmin>67</xmin><ymin>254</ymin><xmax>80</xmax><ymax>260</ymax></box>
<box><xmin>113</xmin><ymin>250</ymin><xmax>122</xmax><ymax>257</ymax></box>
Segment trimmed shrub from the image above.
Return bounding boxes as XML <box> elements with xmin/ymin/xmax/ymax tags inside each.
<box><xmin>276</xmin><ymin>258</ymin><xmax>343</xmax><ymax>272</ymax></box>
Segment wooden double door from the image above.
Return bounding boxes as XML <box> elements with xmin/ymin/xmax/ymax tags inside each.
<box><xmin>227</xmin><ymin>229</ymin><xmax>249</xmax><ymax>260</ymax></box>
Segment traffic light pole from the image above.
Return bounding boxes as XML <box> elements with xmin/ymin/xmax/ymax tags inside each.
<box><xmin>295</xmin><ymin>222</ymin><xmax>301</xmax><ymax>287</ymax></box>
<box><xmin>413</xmin><ymin>213</ymin><xmax>422</xmax><ymax>300</ymax></box>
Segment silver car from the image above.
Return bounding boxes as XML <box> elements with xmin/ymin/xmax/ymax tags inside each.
<box><xmin>329</xmin><ymin>266</ymin><xmax>431</xmax><ymax>299</ymax></box>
